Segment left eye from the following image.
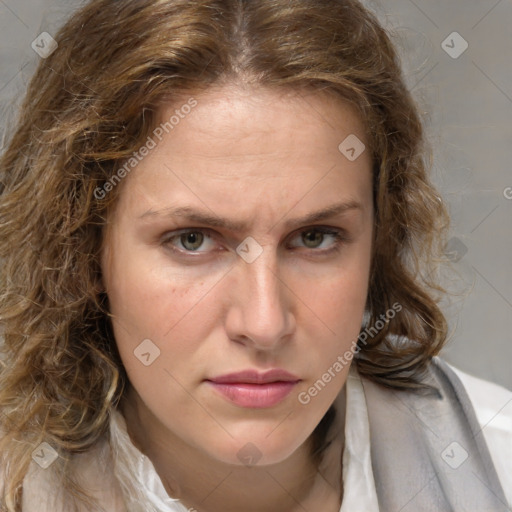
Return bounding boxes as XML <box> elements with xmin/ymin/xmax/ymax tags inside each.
<box><xmin>293</xmin><ymin>228</ymin><xmax>343</xmax><ymax>250</ymax></box>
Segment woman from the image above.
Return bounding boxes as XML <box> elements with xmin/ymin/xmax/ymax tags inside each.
<box><xmin>0</xmin><ymin>0</ymin><xmax>510</xmax><ymax>511</ymax></box>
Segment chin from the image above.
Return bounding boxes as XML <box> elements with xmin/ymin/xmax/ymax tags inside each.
<box><xmin>202</xmin><ymin>428</ymin><xmax>311</xmax><ymax>468</ymax></box>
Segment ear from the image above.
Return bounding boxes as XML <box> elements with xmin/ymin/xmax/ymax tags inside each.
<box><xmin>93</xmin><ymin>274</ymin><xmax>106</xmax><ymax>295</ymax></box>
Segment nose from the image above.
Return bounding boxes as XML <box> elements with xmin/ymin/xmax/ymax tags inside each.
<box><xmin>225</xmin><ymin>247</ymin><xmax>295</xmax><ymax>352</ymax></box>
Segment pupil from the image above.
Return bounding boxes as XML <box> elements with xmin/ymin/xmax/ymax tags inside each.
<box><xmin>183</xmin><ymin>232</ymin><xmax>203</xmax><ymax>250</ymax></box>
<box><xmin>304</xmin><ymin>231</ymin><xmax>322</xmax><ymax>248</ymax></box>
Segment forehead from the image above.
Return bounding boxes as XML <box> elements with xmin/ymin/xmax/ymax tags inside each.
<box><xmin>155</xmin><ymin>84</ymin><xmax>368</xmax><ymax>156</ymax></box>
<box><xmin>112</xmin><ymin>84</ymin><xmax>373</xmax><ymax>228</ymax></box>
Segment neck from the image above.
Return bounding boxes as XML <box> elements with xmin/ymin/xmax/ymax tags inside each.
<box><xmin>120</xmin><ymin>386</ymin><xmax>345</xmax><ymax>512</ymax></box>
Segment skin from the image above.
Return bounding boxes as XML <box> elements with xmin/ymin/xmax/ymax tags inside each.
<box><xmin>101</xmin><ymin>83</ymin><xmax>374</xmax><ymax>512</ymax></box>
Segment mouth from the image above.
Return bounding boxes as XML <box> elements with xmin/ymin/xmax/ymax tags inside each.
<box><xmin>205</xmin><ymin>369</ymin><xmax>301</xmax><ymax>408</ymax></box>
<box><xmin>205</xmin><ymin>381</ymin><xmax>300</xmax><ymax>408</ymax></box>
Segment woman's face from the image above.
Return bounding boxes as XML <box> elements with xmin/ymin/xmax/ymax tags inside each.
<box><xmin>101</xmin><ymin>84</ymin><xmax>374</xmax><ymax>466</ymax></box>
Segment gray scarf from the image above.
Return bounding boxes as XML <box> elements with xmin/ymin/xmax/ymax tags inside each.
<box><xmin>361</xmin><ymin>357</ymin><xmax>509</xmax><ymax>511</ymax></box>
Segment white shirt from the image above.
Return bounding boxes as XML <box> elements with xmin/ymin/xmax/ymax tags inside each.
<box><xmin>110</xmin><ymin>362</ymin><xmax>512</xmax><ymax>511</ymax></box>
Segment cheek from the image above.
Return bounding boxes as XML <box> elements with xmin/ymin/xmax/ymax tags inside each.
<box><xmin>302</xmin><ymin>250</ymin><xmax>371</xmax><ymax>329</ymax></box>
<box><xmin>105</xmin><ymin>241</ymin><xmax>208</xmax><ymax>336</ymax></box>
<box><xmin>308</xmin><ymin>277</ymin><xmax>367</xmax><ymax>371</ymax></box>
<box><xmin>104</xmin><ymin>257</ymin><xmax>220</xmax><ymax>394</ymax></box>
<box><xmin>299</xmin><ymin>251</ymin><xmax>371</xmax><ymax>375</ymax></box>
<box><xmin>107</xmin><ymin>272</ymin><xmax>211</xmax><ymax>402</ymax></box>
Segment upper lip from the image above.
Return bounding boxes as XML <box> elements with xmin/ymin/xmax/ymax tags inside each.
<box><xmin>207</xmin><ymin>369</ymin><xmax>301</xmax><ymax>384</ymax></box>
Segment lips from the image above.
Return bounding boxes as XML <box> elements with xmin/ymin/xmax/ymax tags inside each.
<box><xmin>207</xmin><ymin>368</ymin><xmax>301</xmax><ymax>385</ymax></box>
<box><xmin>205</xmin><ymin>369</ymin><xmax>301</xmax><ymax>408</ymax></box>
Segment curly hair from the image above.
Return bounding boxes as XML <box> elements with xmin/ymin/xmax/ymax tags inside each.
<box><xmin>0</xmin><ymin>0</ymin><xmax>450</xmax><ymax>510</ymax></box>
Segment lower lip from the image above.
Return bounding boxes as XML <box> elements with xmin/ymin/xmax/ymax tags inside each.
<box><xmin>206</xmin><ymin>381</ymin><xmax>299</xmax><ymax>408</ymax></box>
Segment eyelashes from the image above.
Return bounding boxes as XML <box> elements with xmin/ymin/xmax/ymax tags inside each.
<box><xmin>161</xmin><ymin>226</ymin><xmax>350</xmax><ymax>258</ymax></box>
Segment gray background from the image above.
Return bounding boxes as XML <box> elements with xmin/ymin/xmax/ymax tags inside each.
<box><xmin>1</xmin><ymin>0</ymin><xmax>511</xmax><ymax>388</ymax></box>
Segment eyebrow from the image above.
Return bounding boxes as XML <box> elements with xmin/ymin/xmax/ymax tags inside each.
<box><xmin>138</xmin><ymin>200</ymin><xmax>362</xmax><ymax>232</ymax></box>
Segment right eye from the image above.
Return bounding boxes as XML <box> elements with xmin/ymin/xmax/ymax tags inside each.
<box><xmin>161</xmin><ymin>229</ymin><xmax>218</xmax><ymax>254</ymax></box>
